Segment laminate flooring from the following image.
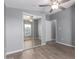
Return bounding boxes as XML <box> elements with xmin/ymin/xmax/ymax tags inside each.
<box><xmin>6</xmin><ymin>43</ymin><xmax>75</xmax><ymax>59</ymax></box>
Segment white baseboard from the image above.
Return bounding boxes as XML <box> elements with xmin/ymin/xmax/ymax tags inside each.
<box><xmin>56</xmin><ymin>41</ymin><xmax>75</xmax><ymax>47</ymax></box>
<box><xmin>6</xmin><ymin>49</ymin><xmax>24</xmax><ymax>55</ymax></box>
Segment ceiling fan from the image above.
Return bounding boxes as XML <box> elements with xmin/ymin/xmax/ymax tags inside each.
<box><xmin>39</xmin><ymin>0</ymin><xmax>70</xmax><ymax>13</ymax></box>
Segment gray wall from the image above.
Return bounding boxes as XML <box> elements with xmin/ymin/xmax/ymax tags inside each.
<box><xmin>5</xmin><ymin>7</ymin><xmax>24</xmax><ymax>53</ymax></box>
<box><xmin>47</xmin><ymin>5</ymin><xmax>75</xmax><ymax>46</ymax></box>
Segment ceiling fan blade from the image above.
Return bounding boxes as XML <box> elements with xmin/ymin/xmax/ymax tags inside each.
<box><xmin>50</xmin><ymin>9</ymin><xmax>53</xmax><ymax>13</ymax></box>
<box><xmin>59</xmin><ymin>6</ymin><xmax>66</xmax><ymax>10</ymax></box>
<box><xmin>39</xmin><ymin>5</ymin><xmax>50</xmax><ymax>7</ymax></box>
<box><xmin>58</xmin><ymin>0</ymin><xmax>70</xmax><ymax>4</ymax></box>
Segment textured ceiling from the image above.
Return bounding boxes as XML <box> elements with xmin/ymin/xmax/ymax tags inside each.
<box><xmin>5</xmin><ymin>0</ymin><xmax>75</xmax><ymax>14</ymax></box>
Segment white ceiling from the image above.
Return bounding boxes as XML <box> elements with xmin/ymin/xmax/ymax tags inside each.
<box><xmin>5</xmin><ymin>0</ymin><xmax>75</xmax><ymax>14</ymax></box>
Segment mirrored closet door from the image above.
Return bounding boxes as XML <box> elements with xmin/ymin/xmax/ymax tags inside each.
<box><xmin>23</xmin><ymin>15</ymin><xmax>41</xmax><ymax>50</ymax></box>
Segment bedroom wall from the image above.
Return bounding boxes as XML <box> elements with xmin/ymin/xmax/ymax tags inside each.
<box><xmin>5</xmin><ymin>7</ymin><xmax>24</xmax><ymax>53</ymax></box>
<box><xmin>5</xmin><ymin>6</ymin><xmax>47</xmax><ymax>54</ymax></box>
<box><xmin>46</xmin><ymin>5</ymin><xmax>75</xmax><ymax>46</ymax></box>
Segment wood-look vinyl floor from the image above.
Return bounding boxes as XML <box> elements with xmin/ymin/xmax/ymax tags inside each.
<box><xmin>6</xmin><ymin>43</ymin><xmax>75</xmax><ymax>59</ymax></box>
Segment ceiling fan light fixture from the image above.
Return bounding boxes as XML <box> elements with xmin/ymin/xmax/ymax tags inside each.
<box><xmin>51</xmin><ymin>4</ymin><xmax>58</xmax><ymax>9</ymax></box>
<box><xmin>51</xmin><ymin>2</ymin><xmax>59</xmax><ymax>9</ymax></box>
